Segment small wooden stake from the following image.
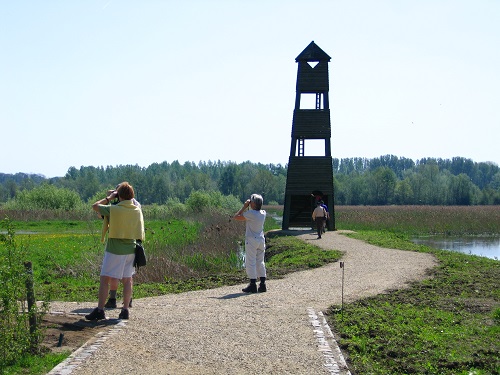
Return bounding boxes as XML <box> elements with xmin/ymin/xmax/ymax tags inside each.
<box><xmin>24</xmin><ymin>261</ymin><xmax>37</xmax><ymax>350</ymax></box>
<box><xmin>340</xmin><ymin>261</ymin><xmax>345</xmax><ymax>320</ymax></box>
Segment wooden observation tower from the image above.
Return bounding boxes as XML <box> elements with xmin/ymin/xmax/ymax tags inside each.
<box><xmin>282</xmin><ymin>41</ymin><xmax>335</xmax><ymax>230</ymax></box>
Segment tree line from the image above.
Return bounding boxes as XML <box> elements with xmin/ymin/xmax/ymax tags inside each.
<box><xmin>1</xmin><ymin>156</ymin><xmax>499</xmax><ymax>206</ymax></box>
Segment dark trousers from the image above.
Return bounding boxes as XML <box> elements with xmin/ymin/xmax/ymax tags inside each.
<box><xmin>315</xmin><ymin>217</ymin><xmax>324</xmax><ymax>237</ymax></box>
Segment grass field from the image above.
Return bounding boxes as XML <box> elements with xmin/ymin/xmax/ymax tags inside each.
<box><xmin>1</xmin><ymin>205</ymin><xmax>499</xmax><ymax>374</ymax></box>
<box><xmin>1</xmin><ymin>208</ymin><xmax>340</xmax><ymax>301</ymax></box>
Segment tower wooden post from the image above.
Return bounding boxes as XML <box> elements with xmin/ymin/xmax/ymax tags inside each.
<box><xmin>282</xmin><ymin>41</ymin><xmax>335</xmax><ymax>231</ymax></box>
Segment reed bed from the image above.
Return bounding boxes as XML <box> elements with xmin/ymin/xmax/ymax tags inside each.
<box><xmin>0</xmin><ymin>208</ymin><xmax>93</xmax><ymax>221</ymax></box>
<box><xmin>335</xmin><ymin>205</ymin><xmax>500</xmax><ymax>235</ymax></box>
<box><xmin>135</xmin><ymin>211</ymin><xmax>245</xmax><ymax>285</ymax></box>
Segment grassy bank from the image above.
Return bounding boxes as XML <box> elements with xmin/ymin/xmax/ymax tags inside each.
<box><xmin>329</xmin><ymin>207</ymin><xmax>499</xmax><ymax>374</ymax></box>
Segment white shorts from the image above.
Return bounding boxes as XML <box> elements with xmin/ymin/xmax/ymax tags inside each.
<box><xmin>100</xmin><ymin>252</ymin><xmax>136</xmax><ymax>279</ymax></box>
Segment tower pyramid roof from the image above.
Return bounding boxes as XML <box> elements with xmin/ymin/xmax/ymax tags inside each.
<box><xmin>295</xmin><ymin>41</ymin><xmax>331</xmax><ymax>62</ymax></box>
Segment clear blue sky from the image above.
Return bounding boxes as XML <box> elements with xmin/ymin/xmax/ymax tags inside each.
<box><xmin>1</xmin><ymin>1</ymin><xmax>499</xmax><ymax>178</ymax></box>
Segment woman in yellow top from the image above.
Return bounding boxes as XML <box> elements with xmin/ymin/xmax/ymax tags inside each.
<box><xmin>86</xmin><ymin>181</ymin><xmax>144</xmax><ymax>321</ymax></box>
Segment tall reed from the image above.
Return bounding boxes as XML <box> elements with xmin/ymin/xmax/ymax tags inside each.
<box><xmin>135</xmin><ymin>209</ymin><xmax>246</xmax><ymax>283</ymax></box>
<box><xmin>335</xmin><ymin>205</ymin><xmax>500</xmax><ymax>235</ymax></box>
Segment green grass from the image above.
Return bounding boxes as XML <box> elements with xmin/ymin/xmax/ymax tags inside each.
<box><xmin>0</xmin><ymin>353</ymin><xmax>68</xmax><ymax>375</ymax></box>
<box><xmin>13</xmin><ymin>232</ymin><xmax>103</xmax><ymax>301</ymax></box>
<box><xmin>265</xmin><ymin>233</ymin><xmax>342</xmax><ymax>274</ymax></box>
<box><xmin>11</xmin><ymin>220</ymin><xmax>97</xmax><ymax>233</ymax></box>
<box><xmin>328</xmin><ymin>230</ymin><xmax>500</xmax><ymax>375</ymax></box>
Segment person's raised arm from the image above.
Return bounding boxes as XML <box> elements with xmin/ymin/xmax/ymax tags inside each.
<box><xmin>92</xmin><ymin>190</ymin><xmax>118</xmax><ymax>213</ymax></box>
<box><xmin>233</xmin><ymin>199</ymin><xmax>251</xmax><ymax>221</ymax></box>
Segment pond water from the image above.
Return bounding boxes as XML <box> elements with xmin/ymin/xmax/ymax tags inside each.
<box><xmin>266</xmin><ymin>213</ymin><xmax>500</xmax><ymax>260</ymax></box>
<box><xmin>411</xmin><ymin>236</ymin><xmax>500</xmax><ymax>260</ymax></box>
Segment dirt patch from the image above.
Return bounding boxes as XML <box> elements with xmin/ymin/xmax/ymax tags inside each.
<box><xmin>41</xmin><ymin>313</ymin><xmax>113</xmax><ymax>354</ymax></box>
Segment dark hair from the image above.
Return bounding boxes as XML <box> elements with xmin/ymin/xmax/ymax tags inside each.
<box><xmin>117</xmin><ymin>182</ymin><xmax>135</xmax><ymax>200</ymax></box>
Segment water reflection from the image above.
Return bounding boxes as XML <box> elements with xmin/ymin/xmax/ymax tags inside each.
<box><xmin>411</xmin><ymin>236</ymin><xmax>500</xmax><ymax>260</ymax></box>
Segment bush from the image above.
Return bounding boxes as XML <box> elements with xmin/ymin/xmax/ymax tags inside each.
<box><xmin>186</xmin><ymin>191</ymin><xmax>241</xmax><ymax>213</ymax></box>
<box><xmin>0</xmin><ymin>218</ymin><xmax>47</xmax><ymax>371</ymax></box>
<box><xmin>164</xmin><ymin>198</ymin><xmax>189</xmax><ymax>216</ymax></box>
<box><xmin>143</xmin><ymin>200</ymin><xmax>189</xmax><ymax>220</ymax></box>
<box><xmin>6</xmin><ymin>184</ymin><xmax>83</xmax><ymax>211</ymax></box>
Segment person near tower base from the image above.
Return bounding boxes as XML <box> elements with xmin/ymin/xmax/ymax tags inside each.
<box><xmin>233</xmin><ymin>194</ymin><xmax>267</xmax><ymax>293</ymax></box>
<box><xmin>312</xmin><ymin>201</ymin><xmax>327</xmax><ymax>239</ymax></box>
<box><xmin>319</xmin><ymin>201</ymin><xmax>329</xmax><ymax>233</ymax></box>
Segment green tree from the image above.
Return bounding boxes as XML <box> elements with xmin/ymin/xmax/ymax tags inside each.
<box><xmin>406</xmin><ymin>170</ymin><xmax>428</xmax><ymax>204</ymax></box>
<box><xmin>2</xmin><ymin>156</ymin><xmax>499</xmax><ymax>207</ymax></box>
<box><xmin>448</xmin><ymin>173</ymin><xmax>475</xmax><ymax>205</ymax></box>
<box><xmin>490</xmin><ymin>172</ymin><xmax>500</xmax><ymax>191</ymax></box>
<box><xmin>218</xmin><ymin>164</ymin><xmax>239</xmax><ymax>196</ymax></box>
<box><xmin>394</xmin><ymin>179</ymin><xmax>414</xmax><ymax>204</ymax></box>
<box><xmin>248</xmin><ymin>170</ymin><xmax>276</xmax><ymax>203</ymax></box>
<box><xmin>367</xmin><ymin>167</ymin><xmax>396</xmax><ymax>204</ymax></box>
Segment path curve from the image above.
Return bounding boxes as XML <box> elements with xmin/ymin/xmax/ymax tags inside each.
<box><xmin>48</xmin><ymin>230</ymin><xmax>437</xmax><ymax>375</ymax></box>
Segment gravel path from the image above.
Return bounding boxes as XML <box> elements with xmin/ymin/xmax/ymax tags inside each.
<box><xmin>48</xmin><ymin>230</ymin><xmax>437</xmax><ymax>375</ymax></box>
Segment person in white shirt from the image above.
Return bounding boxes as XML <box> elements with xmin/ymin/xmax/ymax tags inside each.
<box><xmin>233</xmin><ymin>194</ymin><xmax>267</xmax><ymax>293</ymax></box>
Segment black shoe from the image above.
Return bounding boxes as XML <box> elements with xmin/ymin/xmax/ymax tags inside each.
<box><xmin>104</xmin><ymin>298</ymin><xmax>117</xmax><ymax>308</ymax></box>
<box><xmin>118</xmin><ymin>309</ymin><xmax>129</xmax><ymax>320</ymax></box>
<box><xmin>242</xmin><ymin>283</ymin><xmax>257</xmax><ymax>293</ymax></box>
<box><xmin>85</xmin><ymin>307</ymin><xmax>105</xmax><ymax>321</ymax></box>
<box><xmin>258</xmin><ymin>283</ymin><xmax>267</xmax><ymax>293</ymax></box>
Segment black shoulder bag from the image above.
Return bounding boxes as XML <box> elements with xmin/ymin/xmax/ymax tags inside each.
<box><xmin>134</xmin><ymin>240</ymin><xmax>147</xmax><ymax>268</ymax></box>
